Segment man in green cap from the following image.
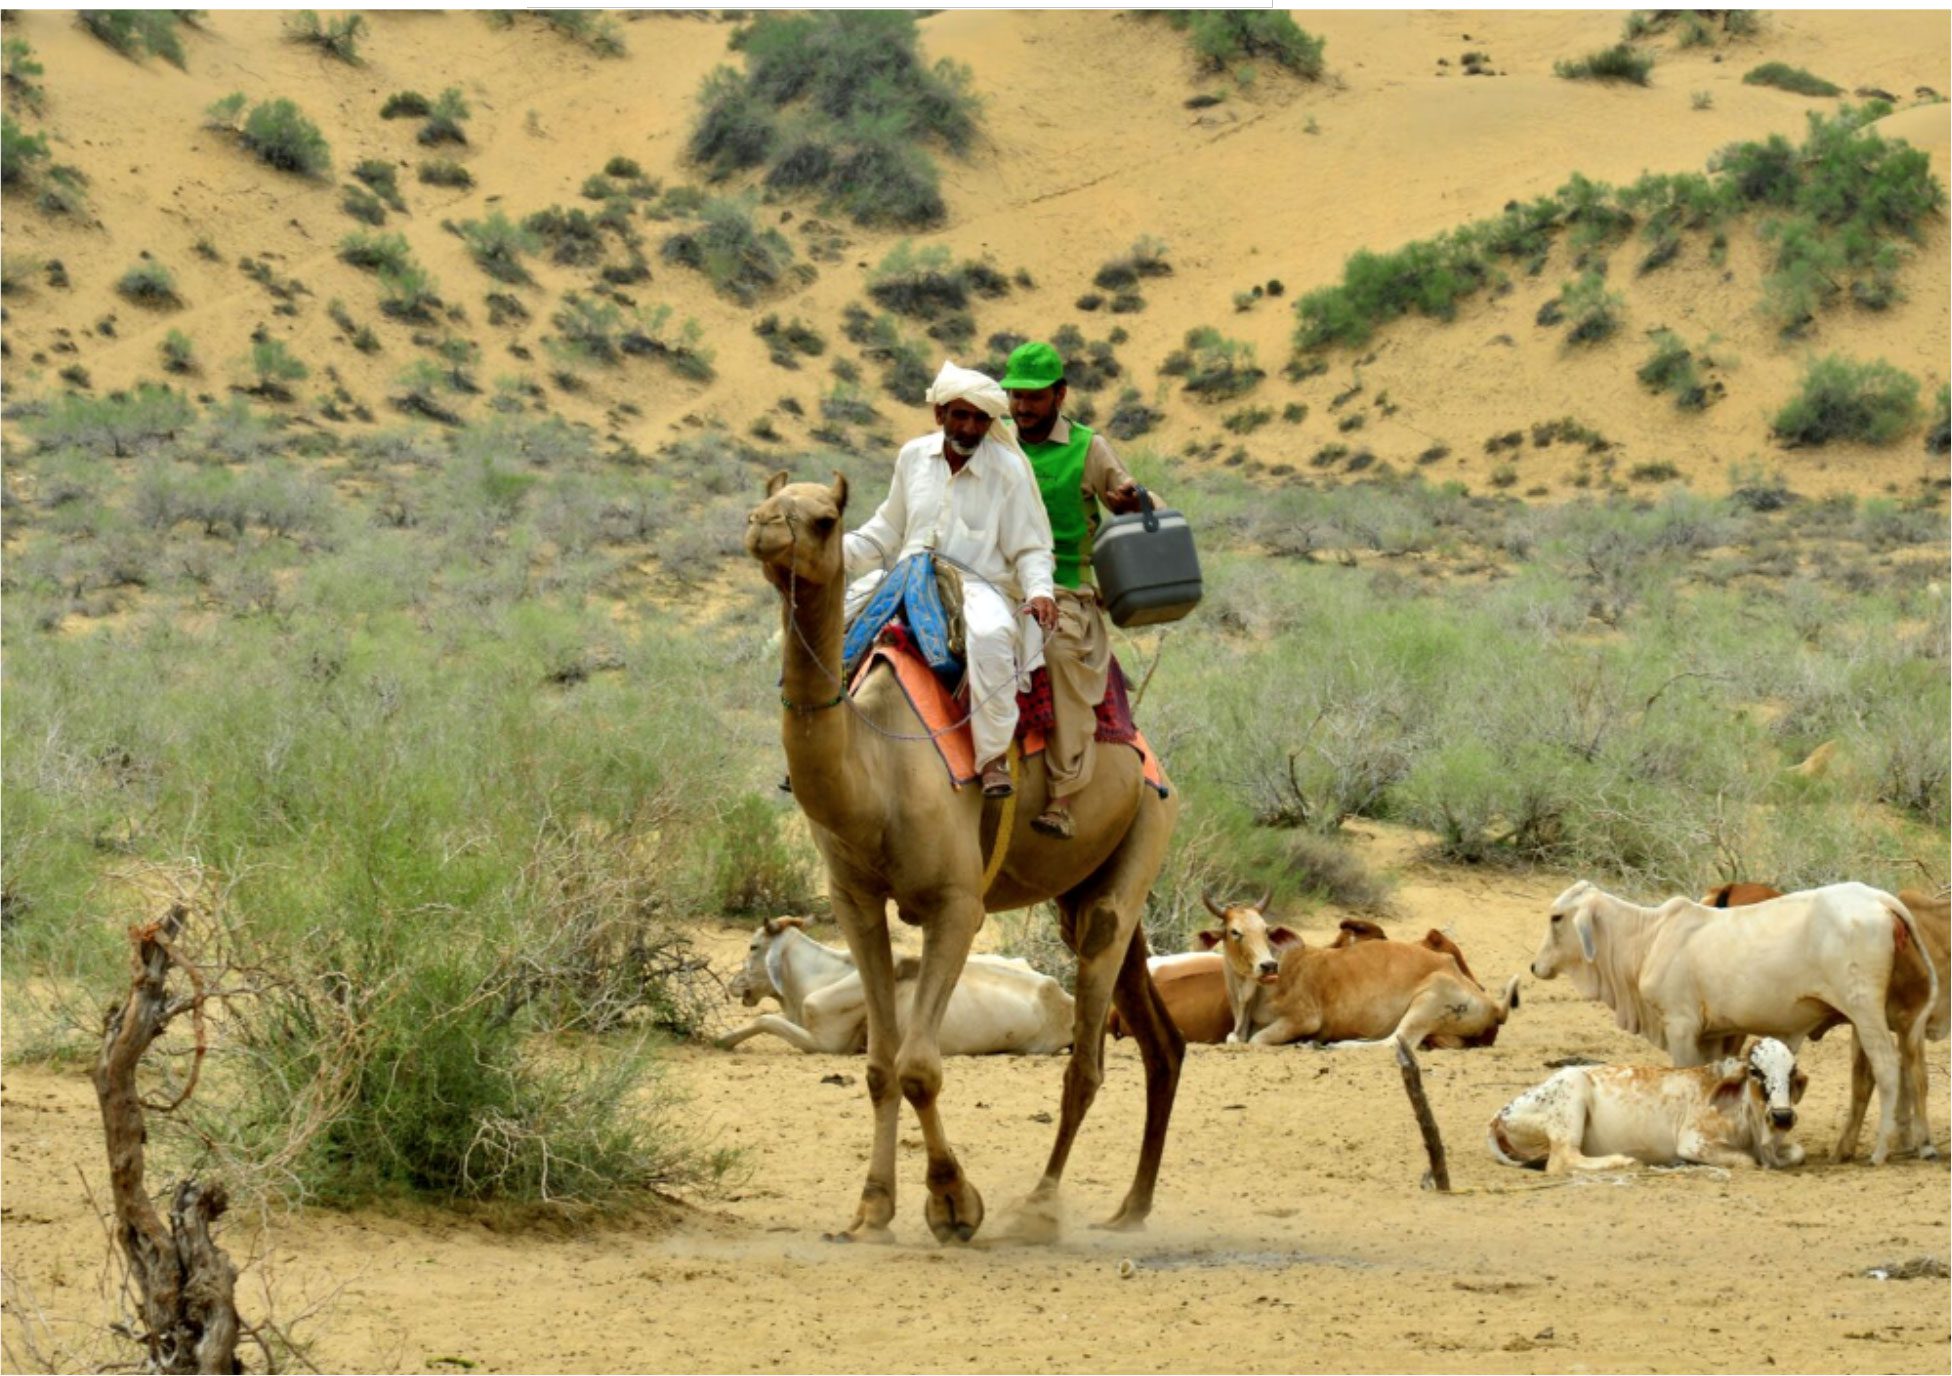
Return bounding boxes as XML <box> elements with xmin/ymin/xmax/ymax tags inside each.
<box><xmin>999</xmin><ymin>339</ymin><xmax>1146</xmax><ymax>840</ymax></box>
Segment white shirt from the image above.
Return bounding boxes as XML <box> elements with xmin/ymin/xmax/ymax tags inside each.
<box><xmin>844</xmin><ymin>432</ymin><xmax>1056</xmax><ymax>604</ymax></box>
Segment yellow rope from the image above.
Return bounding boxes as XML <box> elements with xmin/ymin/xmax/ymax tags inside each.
<box><xmin>981</xmin><ymin>742</ymin><xmax>1019</xmax><ymax>894</ymax></box>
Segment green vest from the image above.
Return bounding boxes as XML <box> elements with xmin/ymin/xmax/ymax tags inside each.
<box><xmin>1023</xmin><ymin>420</ymin><xmax>1098</xmax><ymax>590</ymax></box>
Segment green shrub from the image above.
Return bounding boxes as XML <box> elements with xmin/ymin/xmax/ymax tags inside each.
<box><xmin>246</xmin><ymin>338</ymin><xmax>308</xmax><ymax>398</ymax></box>
<box><xmin>1093</xmin><ymin>235</ymin><xmax>1173</xmax><ymax>291</ymax></box>
<box><xmin>116</xmin><ymin>259</ymin><xmax>180</xmax><ymax>307</ymax></box>
<box><xmin>4</xmin><ymin>36</ymin><xmax>46</xmax><ymax>114</ymax></box>
<box><xmin>79</xmin><ymin>11</ymin><xmax>187</xmax><ymax>67</ymax></box>
<box><xmin>659</xmin><ymin>195</ymin><xmax>796</xmax><ymax>305</ymax></box>
<box><xmin>687</xmin><ymin>12</ymin><xmax>977</xmax><ymax>229</ymax></box>
<box><xmin>1555</xmin><ymin>269</ymin><xmax>1623</xmax><ymax>344</ymax></box>
<box><xmin>418</xmin><ymin>158</ymin><xmax>472</xmax><ymax>189</ymax></box>
<box><xmin>753</xmin><ymin>313</ymin><xmax>825</xmax><ymax>367</ymax></box>
<box><xmin>1928</xmin><ymin>385</ymin><xmax>1950</xmax><ymax>456</ymax></box>
<box><xmin>867</xmin><ymin>240</ymin><xmax>980</xmax><ymax>317</ymax></box>
<box><xmin>1294</xmin><ymin>232</ymin><xmax>1491</xmax><ymax>350</ymax></box>
<box><xmin>418</xmin><ymin>86</ymin><xmax>470</xmax><ymax>148</ymax></box>
<box><xmin>284</xmin><ymin>10</ymin><xmax>364</xmax><ymax>64</ymax></box>
<box><xmin>1636</xmin><ymin>329</ymin><xmax>1716</xmax><ymax>410</ymax></box>
<box><xmin>340</xmin><ymin>184</ymin><xmax>386</xmax><ymax>225</ymax></box>
<box><xmin>160</xmin><ymin>329</ymin><xmax>196</xmax><ymax>374</ymax></box>
<box><xmin>1163</xmin><ymin>11</ymin><xmax>1326</xmax><ymax>79</ymax></box>
<box><xmin>23</xmin><ymin>384</ymin><xmax>194</xmax><ymax>456</ymax></box>
<box><xmin>380</xmin><ymin>90</ymin><xmax>431</xmax><ymax>119</ymax></box>
<box><xmin>1743</xmin><ymin>62</ymin><xmax>1841</xmax><ymax>97</ymax></box>
<box><xmin>1554</xmin><ymin>44</ymin><xmax>1654</xmax><ymax>85</ymax></box>
<box><xmin>707</xmin><ymin>794</ymin><xmax>817</xmax><ymax>915</ymax></box>
<box><xmin>352</xmin><ymin>158</ymin><xmax>405</xmax><ymax>210</ymax></box>
<box><xmin>1166</xmin><ymin>327</ymin><xmax>1264</xmax><ymax>400</ymax></box>
<box><xmin>461</xmin><ymin>210</ymin><xmax>541</xmax><ymax>285</ymax></box>
<box><xmin>235</xmin><ymin>97</ymin><xmax>332</xmax><ymax>177</ymax></box>
<box><xmin>538</xmin><ymin>8</ymin><xmax>626</xmax><ymax>57</ymax></box>
<box><xmin>378</xmin><ymin>262</ymin><xmax>442</xmax><ymax>322</ymax></box>
<box><xmin>2</xmin><ymin>113</ymin><xmax>48</xmax><ymax>186</ymax></box>
<box><xmin>1772</xmin><ymin>355</ymin><xmax>1921</xmax><ymax>447</ymax></box>
<box><xmin>338</xmin><ymin>230</ymin><xmax>412</xmax><ymax>274</ymax></box>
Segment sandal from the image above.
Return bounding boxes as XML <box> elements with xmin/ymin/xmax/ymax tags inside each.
<box><xmin>980</xmin><ymin>759</ymin><xmax>1014</xmax><ymax>798</ymax></box>
<box><xmin>1030</xmin><ymin>804</ymin><xmax>1075</xmax><ymax>840</ymax></box>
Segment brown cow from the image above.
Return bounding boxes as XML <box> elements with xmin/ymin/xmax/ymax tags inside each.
<box><xmin>1198</xmin><ymin>894</ymin><xmax>1519</xmax><ymax>1049</ymax></box>
<box><xmin>1108</xmin><ymin>952</ymin><xmax>1231</xmax><ymax>1044</ymax></box>
<box><xmin>1701</xmin><ymin>882</ymin><xmax>1946</xmax><ymax>1160</ymax></box>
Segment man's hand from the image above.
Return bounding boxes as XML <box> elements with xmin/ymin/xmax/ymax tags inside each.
<box><xmin>1106</xmin><ymin>479</ymin><xmax>1151</xmax><ymax>514</ymax></box>
<box><xmin>1023</xmin><ymin>595</ymin><xmax>1058</xmax><ymax>635</ymax></box>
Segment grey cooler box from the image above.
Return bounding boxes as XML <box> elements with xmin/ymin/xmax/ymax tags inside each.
<box><xmin>1090</xmin><ymin>486</ymin><xmax>1202</xmax><ymax>628</ymax></box>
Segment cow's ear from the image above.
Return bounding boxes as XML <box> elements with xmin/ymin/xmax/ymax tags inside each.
<box><xmin>1196</xmin><ymin>929</ymin><xmax>1223</xmax><ymax>950</ymax></box>
<box><xmin>1573</xmin><ymin>904</ymin><xmax>1598</xmax><ymax>963</ymax></box>
<box><xmin>1268</xmin><ymin>926</ymin><xmax>1302</xmax><ymax>950</ymax></box>
<box><xmin>766</xmin><ymin>469</ymin><xmax>791</xmax><ymax>497</ymax></box>
<box><xmin>1710</xmin><ymin>1062</ymin><xmax>1749</xmax><ymax>1107</ymax></box>
<box><xmin>774</xmin><ymin>915</ymin><xmax>808</xmax><ymax>932</ymax></box>
<box><xmin>1790</xmin><ymin>1067</ymin><xmax>1810</xmax><ymax>1104</ymax></box>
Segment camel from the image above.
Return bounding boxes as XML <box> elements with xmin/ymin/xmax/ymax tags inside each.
<box><xmin>745</xmin><ymin>471</ymin><xmax>1185</xmax><ymax>1245</ymax></box>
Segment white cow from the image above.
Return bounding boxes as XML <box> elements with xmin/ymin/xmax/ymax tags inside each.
<box><xmin>1530</xmin><ymin>880</ymin><xmax>1936</xmax><ymax>1164</ymax></box>
<box><xmin>1488</xmin><ymin>1038</ymin><xmax>1808</xmax><ymax>1173</ymax></box>
<box><xmin>716</xmin><ymin>917</ymin><xmax>1075</xmax><ymax>1056</ymax></box>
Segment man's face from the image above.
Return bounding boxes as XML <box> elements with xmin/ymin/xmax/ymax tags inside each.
<box><xmin>1008</xmin><ymin>383</ymin><xmax>1064</xmax><ymax>440</ymax></box>
<box><xmin>935</xmin><ymin>399</ymin><xmax>994</xmax><ymax>456</ymax></box>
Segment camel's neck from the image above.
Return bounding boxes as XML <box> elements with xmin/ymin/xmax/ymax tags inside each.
<box><xmin>778</xmin><ymin>573</ymin><xmax>861</xmax><ymax>826</ymax></box>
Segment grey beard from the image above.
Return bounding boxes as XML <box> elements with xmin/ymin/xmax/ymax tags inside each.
<box><xmin>944</xmin><ymin>436</ymin><xmax>978</xmax><ymax>457</ymax></box>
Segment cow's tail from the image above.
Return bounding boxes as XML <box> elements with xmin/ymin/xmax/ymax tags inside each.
<box><xmin>1886</xmin><ymin>891</ymin><xmax>1938</xmax><ymax>1054</ymax></box>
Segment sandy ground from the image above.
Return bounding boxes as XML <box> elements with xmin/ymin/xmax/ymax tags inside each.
<box><xmin>5</xmin><ymin>828</ymin><xmax>1947</xmax><ymax>1374</ymax></box>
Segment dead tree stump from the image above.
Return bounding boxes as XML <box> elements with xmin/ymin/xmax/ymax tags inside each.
<box><xmin>91</xmin><ymin>903</ymin><xmax>243</xmax><ymax>1374</ymax></box>
<box><xmin>1393</xmin><ymin>1035</ymin><xmax>1451</xmax><ymax>1193</ymax></box>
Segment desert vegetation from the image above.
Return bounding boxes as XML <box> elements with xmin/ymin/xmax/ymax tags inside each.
<box><xmin>686</xmin><ymin>11</ymin><xmax>979</xmax><ymax>229</ymax></box>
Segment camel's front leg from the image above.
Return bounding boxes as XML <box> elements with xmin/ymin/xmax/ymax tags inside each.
<box><xmin>826</xmin><ymin>893</ymin><xmax>902</xmax><ymax>1244</ymax></box>
<box><xmin>898</xmin><ymin>895</ymin><xmax>986</xmax><ymax>1244</ymax></box>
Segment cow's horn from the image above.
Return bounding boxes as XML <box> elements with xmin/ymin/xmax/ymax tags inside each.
<box><xmin>1202</xmin><ymin>891</ymin><xmax>1228</xmax><ymax>919</ymax></box>
<box><xmin>1254</xmin><ymin>888</ymin><xmax>1273</xmax><ymax>914</ymax></box>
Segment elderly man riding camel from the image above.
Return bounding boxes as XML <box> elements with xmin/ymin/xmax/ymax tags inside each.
<box><xmin>843</xmin><ymin>362</ymin><xmax>1058</xmax><ymax>798</ymax></box>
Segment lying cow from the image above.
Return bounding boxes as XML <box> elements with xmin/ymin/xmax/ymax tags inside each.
<box><xmin>1199</xmin><ymin>894</ymin><xmax>1519</xmax><ymax>1049</ymax></box>
<box><xmin>1488</xmin><ymin>1037</ymin><xmax>1808</xmax><ymax>1173</ymax></box>
<box><xmin>1108</xmin><ymin>951</ymin><xmax>1231</xmax><ymax>1045</ymax></box>
<box><xmin>716</xmin><ymin>916</ymin><xmax>1075</xmax><ymax>1056</ymax></box>
<box><xmin>1531</xmin><ymin>880</ymin><xmax>1936</xmax><ymax>1163</ymax></box>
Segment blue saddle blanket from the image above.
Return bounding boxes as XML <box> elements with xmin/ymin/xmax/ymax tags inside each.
<box><xmin>842</xmin><ymin>554</ymin><xmax>961</xmax><ymax>687</ymax></box>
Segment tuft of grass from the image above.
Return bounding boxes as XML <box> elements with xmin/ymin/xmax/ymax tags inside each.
<box><xmin>418</xmin><ymin>86</ymin><xmax>470</xmax><ymax>148</ymax></box>
<box><xmin>418</xmin><ymin>158</ymin><xmax>473</xmax><ymax>189</ymax></box>
<box><xmin>1093</xmin><ymin>235</ymin><xmax>1173</xmax><ymax>292</ymax></box>
<box><xmin>1772</xmin><ymin>355</ymin><xmax>1921</xmax><ymax>447</ymax></box>
<box><xmin>1928</xmin><ymin>385</ymin><xmax>1950</xmax><ymax>457</ymax></box>
<box><xmin>1636</xmin><ymin>329</ymin><xmax>1720</xmax><ymax>410</ymax></box>
<box><xmin>1554</xmin><ymin>44</ymin><xmax>1654</xmax><ymax>85</ymax></box>
<box><xmin>1555</xmin><ymin>269</ymin><xmax>1624</xmax><ymax>344</ymax></box>
<box><xmin>378</xmin><ymin>262</ymin><xmax>442</xmax><ymax>322</ymax></box>
<box><xmin>352</xmin><ymin>158</ymin><xmax>405</xmax><ymax>210</ymax></box>
<box><xmin>338</xmin><ymin>231</ymin><xmax>413</xmax><ymax>274</ymax></box>
<box><xmin>380</xmin><ymin>90</ymin><xmax>431</xmax><ymax>119</ymax></box>
<box><xmin>160</xmin><ymin>328</ymin><xmax>197</xmax><ymax>374</ymax></box>
<box><xmin>116</xmin><ymin>259</ymin><xmax>180</xmax><ymax>307</ymax></box>
<box><xmin>2</xmin><ymin>113</ymin><xmax>49</xmax><ymax>187</ymax></box>
<box><xmin>1743</xmin><ymin>62</ymin><xmax>1842</xmax><ymax>98</ymax></box>
<box><xmin>4</xmin><ymin>36</ymin><xmax>46</xmax><ymax>114</ymax></box>
<box><xmin>245</xmin><ymin>338</ymin><xmax>308</xmax><ymax>399</ymax></box>
<box><xmin>284</xmin><ymin>10</ymin><xmax>364</xmax><ymax>64</ymax></box>
<box><xmin>1163</xmin><ymin>326</ymin><xmax>1265</xmax><ymax>401</ymax></box>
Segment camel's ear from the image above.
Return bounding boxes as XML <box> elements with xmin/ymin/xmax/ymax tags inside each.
<box><xmin>1196</xmin><ymin>929</ymin><xmax>1223</xmax><ymax>950</ymax></box>
<box><xmin>830</xmin><ymin>469</ymin><xmax>848</xmax><ymax>514</ymax></box>
<box><xmin>766</xmin><ymin>469</ymin><xmax>791</xmax><ymax>497</ymax></box>
<box><xmin>1573</xmin><ymin>904</ymin><xmax>1597</xmax><ymax>963</ymax></box>
<box><xmin>1268</xmin><ymin>926</ymin><xmax>1302</xmax><ymax>951</ymax></box>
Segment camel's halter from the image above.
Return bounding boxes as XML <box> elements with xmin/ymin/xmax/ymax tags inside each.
<box><xmin>778</xmin><ymin>511</ymin><xmax>1050</xmax><ymax>744</ymax></box>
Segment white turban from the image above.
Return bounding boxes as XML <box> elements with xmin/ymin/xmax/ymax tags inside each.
<box><xmin>927</xmin><ymin>360</ymin><xmax>1027</xmax><ymax>463</ymax></box>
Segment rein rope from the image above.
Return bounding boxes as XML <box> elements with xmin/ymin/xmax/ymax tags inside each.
<box><xmin>780</xmin><ymin>512</ymin><xmax>1049</xmax><ymax>744</ymax></box>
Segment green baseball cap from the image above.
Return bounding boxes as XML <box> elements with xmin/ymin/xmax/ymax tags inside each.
<box><xmin>999</xmin><ymin>340</ymin><xmax>1065</xmax><ymax>390</ymax></box>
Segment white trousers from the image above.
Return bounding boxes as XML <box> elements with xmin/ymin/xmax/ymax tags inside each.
<box><xmin>961</xmin><ymin>582</ymin><xmax>1027</xmax><ymax>768</ymax></box>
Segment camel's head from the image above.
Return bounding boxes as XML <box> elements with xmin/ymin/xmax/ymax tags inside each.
<box><xmin>747</xmin><ymin>471</ymin><xmax>849</xmax><ymax>593</ymax></box>
<box><xmin>1197</xmin><ymin>890</ymin><xmax>1296</xmax><ymax>987</ymax></box>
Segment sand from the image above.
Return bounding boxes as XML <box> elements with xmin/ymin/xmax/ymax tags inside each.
<box><xmin>4</xmin><ymin>823</ymin><xmax>1946</xmax><ymax>1374</ymax></box>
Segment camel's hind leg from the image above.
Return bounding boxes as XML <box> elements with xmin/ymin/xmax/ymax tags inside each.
<box><xmin>1026</xmin><ymin>787</ymin><xmax>1180</xmax><ymax>1235</ymax></box>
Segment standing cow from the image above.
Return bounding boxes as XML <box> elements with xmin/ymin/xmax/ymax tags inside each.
<box><xmin>1530</xmin><ymin>881</ymin><xmax>1935</xmax><ymax>1164</ymax></box>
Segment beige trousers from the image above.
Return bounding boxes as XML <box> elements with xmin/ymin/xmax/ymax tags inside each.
<box><xmin>1043</xmin><ymin>586</ymin><xmax>1111</xmax><ymax>800</ymax></box>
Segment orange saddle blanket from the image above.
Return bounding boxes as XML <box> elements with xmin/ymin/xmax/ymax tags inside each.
<box><xmin>850</xmin><ymin>627</ymin><xmax>1168</xmax><ymax>796</ymax></box>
